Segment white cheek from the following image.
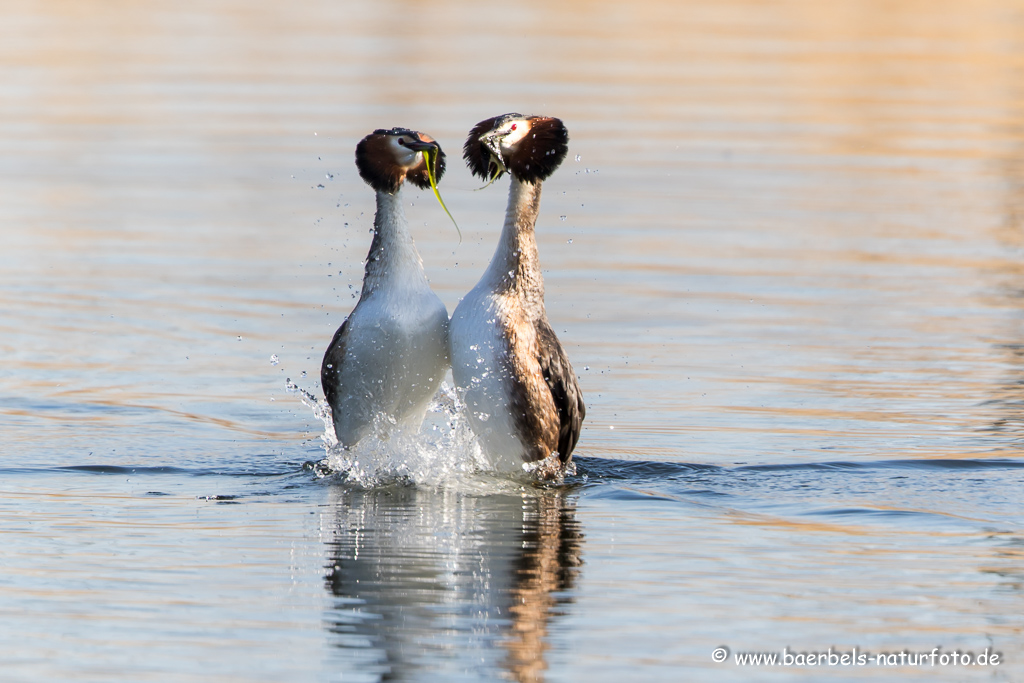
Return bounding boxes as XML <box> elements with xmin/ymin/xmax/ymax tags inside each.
<box><xmin>387</xmin><ymin>138</ymin><xmax>422</xmax><ymax>168</ymax></box>
<box><xmin>501</xmin><ymin>124</ymin><xmax>531</xmax><ymax>151</ymax></box>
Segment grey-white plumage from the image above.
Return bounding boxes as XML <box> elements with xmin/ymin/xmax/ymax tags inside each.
<box><xmin>321</xmin><ymin>129</ymin><xmax>449</xmax><ymax>448</ymax></box>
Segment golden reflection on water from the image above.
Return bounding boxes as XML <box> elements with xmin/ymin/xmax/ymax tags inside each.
<box><xmin>3</xmin><ymin>1</ymin><xmax>1024</xmax><ymax>458</ymax></box>
<box><xmin>502</xmin><ymin>493</ymin><xmax>584</xmax><ymax>682</ymax></box>
<box><xmin>3</xmin><ymin>2</ymin><xmax>1024</xmax><ymax>680</ymax></box>
<box><xmin>323</xmin><ymin>487</ymin><xmax>583</xmax><ymax>682</ymax></box>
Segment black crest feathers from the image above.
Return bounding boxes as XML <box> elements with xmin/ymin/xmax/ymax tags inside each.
<box><xmin>463</xmin><ymin>114</ymin><xmax>569</xmax><ymax>185</ymax></box>
<box><xmin>355</xmin><ymin>128</ymin><xmax>446</xmax><ymax>194</ymax></box>
<box><xmin>512</xmin><ymin>117</ymin><xmax>569</xmax><ymax>184</ymax></box>
<box><xmin>463</xmin><ymin>115</ymin><xmax>505</xmax><ymax>182</ymax></box>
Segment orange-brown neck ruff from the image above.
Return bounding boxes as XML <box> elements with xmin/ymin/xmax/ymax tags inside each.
<box><xmin>356</xmin><ymin>129</ymin><xmax>446</xmax><ymax>194</ymax></box>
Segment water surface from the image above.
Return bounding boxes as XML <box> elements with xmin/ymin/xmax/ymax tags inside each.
<box><xmin>2</xmin><ymin>0</ymin><xmax>1024</xmax><ymax>680</ymax></box>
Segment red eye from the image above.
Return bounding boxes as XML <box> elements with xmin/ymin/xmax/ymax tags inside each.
<box><xmin>510</xmin><ymin>124</ymin><xmax>517</xmax><ymax>131</ymax></box>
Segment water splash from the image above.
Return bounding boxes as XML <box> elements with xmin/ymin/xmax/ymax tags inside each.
<box><xmin>523</xmin><ymin>452</ymin><xmax>577</xmax><ymax>480</ymax></box>
<box><xmin>286</xmin><ymin>376</ymin><xmax>335</xmax><ymax>447</ymax></box>
<box><xmin>288</xmin><ymin>379</ymin><xmax>532</xmax><ymax>489</ymax></box>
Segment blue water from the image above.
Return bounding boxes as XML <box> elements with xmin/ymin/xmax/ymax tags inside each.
<box><xmin>3</xmin><ymin>0</ymin><xmax>1024</xmax><ymax>680</ymax></box>
<box><xmin>2</xmin><ymin>456</ymin><xmax>1021</xmax><ymax>681</ymax></box>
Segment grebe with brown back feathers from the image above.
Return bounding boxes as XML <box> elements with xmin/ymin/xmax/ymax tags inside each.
<box><xmin>449</xmin><ymin>114</ymin><xmax>585</xmax><ymax>478</ymax></box>
<box><xmin>321</xmin><ymin>128</ymin><xmax>450</xmax><ymax>449</ymax></box>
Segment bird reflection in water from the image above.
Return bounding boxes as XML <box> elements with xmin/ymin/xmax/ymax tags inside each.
<box><xmin>322</xmin><ymin>485</ymin><xmax>583</xmax><ymax>682</ymax></box>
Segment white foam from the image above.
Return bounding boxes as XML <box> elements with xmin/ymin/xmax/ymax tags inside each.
<box><xmin>289</xmin><ymin>380</ymin><xmax>505</xmax><ymax>488</ymax></box>
<box><xmin>289</xmin><ymin>378</ymin><xmax>573</xmax><ymax>489</ymax></box>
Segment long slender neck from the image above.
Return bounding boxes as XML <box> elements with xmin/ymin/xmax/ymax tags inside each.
<box><xmin>361</xmin><ymin>188</ymin><xmax>427</xmax><ymax>295</ymax></box>
<box><xmin>483</xmin><ymin>177</ymin><xmax>546</xmax><ymax>315</ymax></box>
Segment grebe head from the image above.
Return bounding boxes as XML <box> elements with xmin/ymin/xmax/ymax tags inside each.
<box><xmin>355</xmin><ymin>128</ymin><xmax>447</xmax><ymax>194</ymax></box>
<box><xmin>463</xmin><ymin>114</ymin><xmax>569</xmax><ymax>185</ymax></box>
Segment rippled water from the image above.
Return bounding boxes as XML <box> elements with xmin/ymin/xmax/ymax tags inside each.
<box><xmin>3</xmin><ymin>0</ymin><xmax>1024</xmax><ymax>680</ymax></box>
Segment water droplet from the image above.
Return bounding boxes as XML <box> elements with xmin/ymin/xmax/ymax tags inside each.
<box><xmin>574</xmin><ymin>154</ymin><xmax>581</xmax><ymax>162</ymax></box>
<box><xmin>237</xmin><ymin>336</ymin><xmax>243</xmax><ymax>342</ymax></box>
<box><xmin>270</xmin><ymin>354</ymin><xmax>280</xmax><ymax>366</ymax></box>
<box><xmin>301</xmin><ymin>371</ymin><xmax>307</xmax><ymax>378</ymax></box>
<box><xmin>560</xmin><ymin>215</ymin><xmax>567</xmax><ymax>221</ymax></box>
<box><xmin>316</xmin><ymin>184</ymin><xmax>325</xmax><ymax>189</ymax></box>
<box><xmin>567</xmin><ymin>238</ymin><xmax>573</xmax><ymax>244</ymax></box>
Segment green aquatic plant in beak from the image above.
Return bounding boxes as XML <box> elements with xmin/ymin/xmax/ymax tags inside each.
<box><xmin>475</xmin><ymin>135</ymin><xmax>506</xmax><ymax>191</ymax></box>
<box><xmin>474</xmin><ymin>164</ymin><xmax>503</xmax><ymax>191</ymax></box>
<box><xmin>421</xmin><ymin>146</ymin><xmax>461</xmax><ymax>243</ymax></box>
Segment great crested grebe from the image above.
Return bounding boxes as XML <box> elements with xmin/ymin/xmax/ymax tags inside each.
<box><xmin>448</xmin><ymin>114</ymin><xmax>585</xmax><ymax>477</ymax></box>
<box><xmin>321</xmin><ymin>128</ymin><xmax>450</xmax><ymax>448</ymax></box>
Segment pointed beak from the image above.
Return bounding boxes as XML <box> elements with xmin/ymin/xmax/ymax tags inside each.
<box><xmin>404</xmin><ymin>138</ymin><xmax>438</xmax><ymax>154</ymax></box>
<box><xmin>480</xmin><ymin>130</ymin><xmax>507</xmax><ymax>172</ymax></box>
